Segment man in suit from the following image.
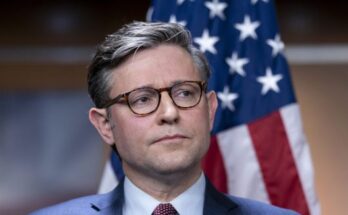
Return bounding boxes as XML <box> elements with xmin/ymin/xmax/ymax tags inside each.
<box><xmin>31</xmin><ymin>21</ymin><xmax>298</xmax><ymax>215</ymax></box>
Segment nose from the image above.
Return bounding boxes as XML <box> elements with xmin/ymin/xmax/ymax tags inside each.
<box><xmin>156</xmin><ymin>91</ymin><xmax>179</xmax><ymax>124</ymax></box>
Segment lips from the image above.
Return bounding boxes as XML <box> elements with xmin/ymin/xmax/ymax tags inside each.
<box><xmin>153</xmin><ymin>134</ymin><xmax>187</xmax><ymax>144</ymax></box>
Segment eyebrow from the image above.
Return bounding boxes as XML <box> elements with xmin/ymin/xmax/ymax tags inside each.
<box><xmin>130</xmin><ymin>80</ymin><xmax>195</xmax><ymax>92</ymax></box>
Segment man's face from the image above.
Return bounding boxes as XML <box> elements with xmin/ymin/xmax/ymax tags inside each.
<box><xmin>92</xmin><ymin>44</ymin><xmax>217</xmax><ymax>180</ymax></box>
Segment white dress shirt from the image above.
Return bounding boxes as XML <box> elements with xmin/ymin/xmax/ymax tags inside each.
<box><xmin>123</xmin><ymin>173</ymin><xmax>205</xmax><ymax>215</ymax></box>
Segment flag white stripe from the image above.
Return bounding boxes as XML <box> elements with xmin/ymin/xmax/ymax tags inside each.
<box><xmin>217</xmin><ymin>125</ymin><xmax>270</xmax><ymax>203</ymax></box>
<box><xmin>280</xmin><ymin>104</ymin><xmax>321</xmax><ymax>215</ymax></box>
<box><xmin>97</xmin><ymin>160</ymin><xmax>118</xmax><ymax>194</ymax></box>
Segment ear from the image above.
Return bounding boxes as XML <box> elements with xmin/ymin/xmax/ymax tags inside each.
<box><xmin>89</xmin><ymin>107</ymin><xmax>115</xmax><ymax>146</ymax></box>
<box><xmin>206</xmin><ymin>91</ymin><xmax>218</xmax><ymax>131</ymax></box>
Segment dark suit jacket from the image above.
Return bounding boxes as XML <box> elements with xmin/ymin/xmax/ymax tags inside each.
<box><xmin>30</xmin><ymin>178</ymin><xmax>299</xmax><ymax>215</ymax></box>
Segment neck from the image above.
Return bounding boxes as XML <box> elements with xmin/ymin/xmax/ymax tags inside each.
<box><xmin>124</xmin><ymin>164</ymin><xmax>202</xmax><ymax>202</ymax></box>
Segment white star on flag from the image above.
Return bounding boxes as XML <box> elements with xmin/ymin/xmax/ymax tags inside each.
<box><xmin>251</xmin><ymin>0</ymin><xmax>269</xmax><ymax>4</ymax></box>
<box><xmin>257</xmin><ymin>67</ymin><xmax>283</xmax><ymax>95</ymax></box>
<box><xmin>226</xmin><ymin>52</ymin><xmax>249</xmax><ymax>77</ymax></box>
<box><xmin>177</xmin><ymin>0</ymin><xmax>185</xmax><ymax>5</ymax></box>
<box><xmin>267</xmin><ymin>34</ymin><xmax>284</xmax><ymax>56</ymax></box>
<box><xmin>234</xmin><ymin>15</ymin><xmax>260</xmax><ymax>41</ymax></box>
<box><xmin>217</xmin><ymin>86</ymin><xmax>239</xmax><ymax>111</ymax></box>
<box><xmin>169</xmin><ymin>15</ymin><xmax>187</xmax><ymax>26</ymax></box>
<box><xmin>194</xmin><ymin>29</ymin><xmax>219</xmax><ymax>54</ymax></box>
<box><xmin>204</xmin><ymin>0</ymin><xmax>228</xmax><ymax>20</ymax></box>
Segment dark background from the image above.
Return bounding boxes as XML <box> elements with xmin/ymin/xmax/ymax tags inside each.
<box><xmin>1</xmin><ymin>0</ymin><xmax>347</xmax><ymax>90</ymax></box>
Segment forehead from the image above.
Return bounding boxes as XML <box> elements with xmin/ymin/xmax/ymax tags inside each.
<box><xmin>109</xmin><ymin>44</ymin><xmax>201</xmax><ymax>95</ymax></box>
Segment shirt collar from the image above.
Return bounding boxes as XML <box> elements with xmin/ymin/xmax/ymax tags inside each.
<box><xmin>171</xmin><ymin>173</ymin><xmax>205</xmax><ymax>215</ymax></box>
<box><xmin>123</xmin><ymin>173</ymin><xmax>205</xmax><ymax>215</ymax></box>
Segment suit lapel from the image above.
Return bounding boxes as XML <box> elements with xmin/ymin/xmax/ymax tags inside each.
<box><xmin>90</xmin><ymin>178</ymin><xmax>125</xmax><ymax>215</ymax></box>
<box><xmin>89</xmin><ymin>176</ymin><xmax>241</xmax><ymax>215</ymax></box>
<box><xmin>203</xmin><ymin>178</ymin><xmax>240</xmax><ymax>215</ymax></box>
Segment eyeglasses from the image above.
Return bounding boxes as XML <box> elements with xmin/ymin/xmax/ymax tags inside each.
<box><xmin>103</xmin><ymin>80</ymin><xmax>207</xmax><ymax>116</ymax></box>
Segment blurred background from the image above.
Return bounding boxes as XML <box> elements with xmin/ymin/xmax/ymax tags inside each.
<box><xmin>0</xmin><ymin>0</ymin><xmax>347</xmax><ymax>214</ymax></box>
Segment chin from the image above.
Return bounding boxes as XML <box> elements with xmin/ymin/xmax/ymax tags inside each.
<box><xmin>153</xmin><ymin>158</ymin><xmax>200</xmax><ymax>176</ymax></box>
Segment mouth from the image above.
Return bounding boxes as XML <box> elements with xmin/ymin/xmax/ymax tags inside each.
<box><xmin>153</xmin><ymin>134</ymin><xmax>188</xmax><ymax>144</ymax></box>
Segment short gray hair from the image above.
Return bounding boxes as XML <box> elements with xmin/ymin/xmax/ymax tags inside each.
<box><xmin>87</xmin><ymin>21</ymin><xmax>211</xmax><ymax>108</ymax></box>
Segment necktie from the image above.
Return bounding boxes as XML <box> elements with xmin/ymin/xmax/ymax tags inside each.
<box><xmin>152</xmin><ymin>203</ymin><xmax>178</xmax><ymax>215</ymax></box>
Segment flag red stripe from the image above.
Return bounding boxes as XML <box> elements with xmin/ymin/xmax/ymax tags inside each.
<box><xmin>248</xmin><ymin>111</ymin><xmax>310</xmax><ymax>215</ymax></box>
<box><xmin>202</xmin><ymin>135</ymin><xmax>228</xmax><ymax>193</ymax></box>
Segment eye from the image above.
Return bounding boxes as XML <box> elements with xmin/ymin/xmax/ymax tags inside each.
<box><xmin>172</xmin><ymin>83</ymin><xmax>198</xmax><ymax>100</ymax></box>
<box><xmin>129</xmin><ymin>90</ymin><xmax>157</xmax><ymax>107</ymax></box>
<box><xmin>131</xmin><ymin>95</ymin><xmax>152</xmax><ymax>105</ymax></box>
<box><xmin>177</xmin><ymin>89</ymin><xmax>194</xmax><ymax>97</ymax></box>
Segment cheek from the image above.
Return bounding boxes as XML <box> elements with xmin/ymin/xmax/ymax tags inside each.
<box><xmin>184</xmin><ymin>107</ymin><xmax>211</xmax><ymax>138</ymax></box>
<box><xmin>112</xmin><ymin>115</ymin><xmax>151</xmax><ymax>152</ymax></box>
<box><xmin>198</xmin><ymin>103</ymin><xmax>212</xmax><ymax>130</ymax></box>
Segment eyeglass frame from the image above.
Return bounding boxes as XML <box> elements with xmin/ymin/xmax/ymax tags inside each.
<box><xmin>102</xmin><ymin>80</ymin><xmax>207</xmax><ymax>116</ymax></box>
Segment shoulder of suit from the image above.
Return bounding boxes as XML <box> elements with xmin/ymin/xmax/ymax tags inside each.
<box><xmin>28</xmin><ymin>191</ymin><xmax>114</xmax><ymax>215</ymax></box>
<box><xmin>228</xmin><ymin>196</ymin><xmax>300</xmax><ymax>215</ymax></box>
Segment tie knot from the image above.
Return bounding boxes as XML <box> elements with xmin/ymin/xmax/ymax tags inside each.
<box><xmin>152</xmin><ymin>203</ymin><xmax>178</xmax><ymax>215</ymax></box>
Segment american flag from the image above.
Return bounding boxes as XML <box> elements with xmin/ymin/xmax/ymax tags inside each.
<box><xmin>98</xmin><ymin>0</ymin><xmax>320</xmax><ymax>214</ymax></box>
